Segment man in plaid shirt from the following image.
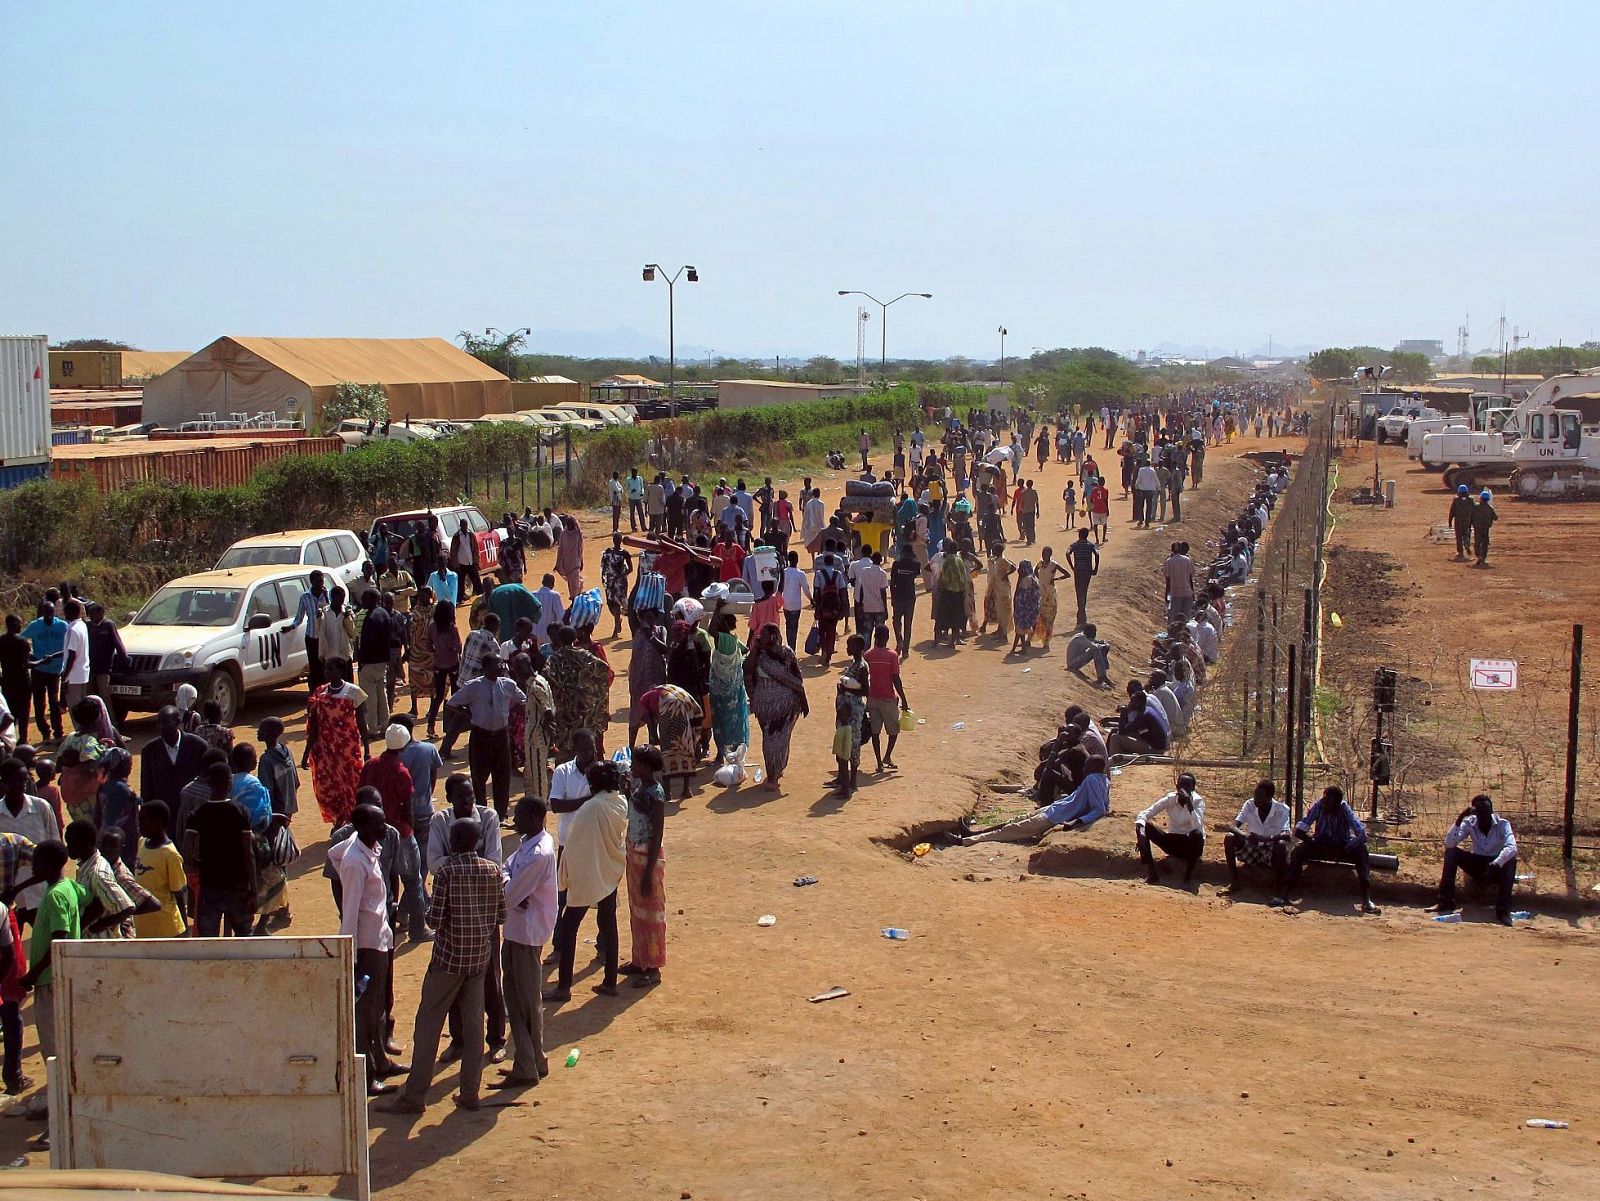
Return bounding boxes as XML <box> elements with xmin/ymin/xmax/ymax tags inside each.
<box><xmin>381</xmin><ymin>818</ymin><xmax>506</xmax><ymax>1113</ymax></box>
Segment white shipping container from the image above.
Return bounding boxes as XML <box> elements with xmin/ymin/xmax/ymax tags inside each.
<box><xmin>0</xmin><ymin>334</ymin><xmax>51</xmax><ymax>465</ymax></box>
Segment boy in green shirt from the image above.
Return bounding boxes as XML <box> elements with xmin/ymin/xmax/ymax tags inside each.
<box><xmin>16</xmin><ymin>840</ymin><xmax>82</xmax><ymax>1108</ymax></box>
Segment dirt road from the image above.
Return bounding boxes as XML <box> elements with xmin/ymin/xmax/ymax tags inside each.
<box><xmin>9</xmin><ymin>428</ymin><xmax>1596</xmax><ymax>1199</ymax></box>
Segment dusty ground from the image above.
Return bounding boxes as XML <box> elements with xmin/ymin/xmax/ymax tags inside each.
<box><xmin>6</xmin><ymin>424</ymin><xmax>1597</xmax><ymax>1199</ymax></box>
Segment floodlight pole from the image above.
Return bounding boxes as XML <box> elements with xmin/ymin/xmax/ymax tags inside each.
<box><xmin>484</xmin><ymin>326</ymin><xmax>530</xmax><ymax>381</ymax></box>
<box><xmin>837</xmin><ymin>290</ymin><xmax>932</xmax><ymax>379</ymax></box>
<box><xmin>644</xmin><ymin>264</ymin><xmax>697</xmax><ymax>418</ymax></box>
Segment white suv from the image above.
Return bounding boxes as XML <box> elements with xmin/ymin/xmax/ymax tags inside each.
<box><xmin>215</xmin><ymin>529</ymin><xmax>367</xmax><ymax>590</ymax></box>
<box><xmin>110</xmin><ymin>565</ymin><xmax>315</xmax><ymax>725</ymax></box>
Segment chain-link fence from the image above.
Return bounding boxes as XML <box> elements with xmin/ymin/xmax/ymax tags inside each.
<box><xmin>1192</xmin><ymin>401</ymin><xmax>1335</xmax><ymax>818</ymax></box>
<box><xmin>1194</xmin><ymin>397</ymin><xmax>1598</xmax><ymax>879</ymax></box>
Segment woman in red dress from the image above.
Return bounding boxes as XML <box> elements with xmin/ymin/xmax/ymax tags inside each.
<box><xmin>301</xmin><ymin>657</ymin><xmax>370</xmax><ymax>831</ymax></box>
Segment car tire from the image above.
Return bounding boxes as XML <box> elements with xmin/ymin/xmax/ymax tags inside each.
<box><xmin>208</xmin><ymin>667</ymin><xmax>242</xmax><ymax>727</ymax></box>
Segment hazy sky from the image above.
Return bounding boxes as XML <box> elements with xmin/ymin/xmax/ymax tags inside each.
<box><xmin>4</xmin><ymin>1</ymin><xmax>1596</xmax><ymax>361</ymax></box>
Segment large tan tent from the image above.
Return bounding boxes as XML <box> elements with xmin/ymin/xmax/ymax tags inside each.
<box><xmin>142</xmin><ymin>337</ymin><xmax>511</xmax><ymax>429</ymax></box>
<box><xmin>119</xmin><ymin>350</ymin><xmax>191</xmax><ymax>381</ymax></box>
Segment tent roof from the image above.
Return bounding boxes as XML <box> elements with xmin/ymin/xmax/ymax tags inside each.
<box><xmin>197</xmin><ymin>337</ymin><xmax>509</xmax><ymax>387</ymax></box>
<box><xmin>120</xmin><ymin>350</ymin><xmax>189</xmax><ymax>379</ymax></box>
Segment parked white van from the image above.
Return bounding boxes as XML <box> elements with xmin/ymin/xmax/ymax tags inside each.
<box><xmin>214</xmin><ymin>529</ymin><xmax>367</xmax><ymax>589</ymax></box>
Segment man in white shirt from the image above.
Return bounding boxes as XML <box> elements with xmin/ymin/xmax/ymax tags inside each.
<box><xmin>1134</xmin><ymin>773</ymin><xmax>1205</xmax><ymax>886</ymax></box>
<box><xmin>0</xmin><ymin>758</ymin><xmax>60</xmax><ymax>919</ymax></box>
<box><xmin>493</xmin><ymin>795</ymin><xmax>558</xmax><ymax>1087</ymax></box>
<box><xmin>1133</xmin><ymin>462</ymin><xmax>1161</xmax><ymax>529</ymax></box>
<box><xmin>1190</xmin><ymin>613</ymin><xmax>1220</xmax><ymax>664</ymax></box>
<box><xmin>60</xmin><ymin>600</ymin><xmax>92</xmax><ymax>711</ymax></box>
<box><xmin>1223</xmin><ymin>779</ymin><xmax>1291</xmax><ymax>894</ymax></box>
<box><xmin>532</xmin><ymin>575</ymin><xmax>565</xmax><ymax>647</ymax></box>
<box><xmin>853</xmin><ymin>551</ymin><xmax>889</xmax><ymax>641</ymax></box>
<box><xmin>331</xmin><ymin>804</ymin><xmax>400</xmax><ymax>1093</ymax></box>
<box><xmin>548</xmin><ymin>730</ymin><xmax>599</xmax><ymax>900</ymax></box>
<box><xmin>1432</xmin><ymin>793</ymin><xmax>1518</xmax><ymax>925</ymax></box>
<box><xmin>801</xmin><ymin>488</ymin><xmax>827</xmax><ymax>552</ymax></box>
<box><xmin>778</xmin><ymin>551</ymin><xmax>813</xmax><ymax>651</ymax></box>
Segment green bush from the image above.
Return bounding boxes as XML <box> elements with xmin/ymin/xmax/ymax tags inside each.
<box><xmin>0</xmin><ymin>388</ymin><xmax>991</xmax><ymax>599</ymax></box>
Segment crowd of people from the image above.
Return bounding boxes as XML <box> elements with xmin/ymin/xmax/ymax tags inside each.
<box><xmin>1</xmin><ymin>380</ymin><xmax>1519</xmax><ymax>1127</ymax></box>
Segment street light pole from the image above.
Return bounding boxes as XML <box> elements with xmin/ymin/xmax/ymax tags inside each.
<box><xmin>643</xmin><ymin>264</ymin><xmax>698</xmax><ymax>418</ymax></box>
<box><xmin>998</xmin><ymin>326</ymin><xmax>1008</xmax><ymax>383</ymax></box>
<box><xmin>837</xmin><ymin>290</ymin><xmax>932</xmax><ymax>380</ymax></box>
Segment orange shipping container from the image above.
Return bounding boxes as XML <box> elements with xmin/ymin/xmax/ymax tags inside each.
<box><xmin>51</xmin><ymin>437</ymin><xmax>343</xmax><ymax>492</ymax></box>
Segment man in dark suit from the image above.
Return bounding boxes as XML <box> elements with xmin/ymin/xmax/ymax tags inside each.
<box><xmin>140</xmin><ymin>704</ymin><xmax>207</xmax><ymax>811</ymax></box>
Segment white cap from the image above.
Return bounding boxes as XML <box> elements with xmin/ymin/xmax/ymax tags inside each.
<box><xmin>384</xmin><ymin>723</ymin><xmax>411</xmax><ymax>751</ymax></box>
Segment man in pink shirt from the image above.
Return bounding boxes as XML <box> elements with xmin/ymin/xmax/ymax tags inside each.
<box><xmin>748</xmin><ymin>580</ymin><xmax>782</xmax><ymax>640</ymax></box>
<box><xmin>862</xmin><ymin>625</ymin><xmax>910</xmax><ymax>772</ymax></box>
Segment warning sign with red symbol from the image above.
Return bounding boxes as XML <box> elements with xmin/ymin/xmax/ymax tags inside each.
<box><xmin>1470</xmin><ymin>659</ymin><xmax>1518</xmax><ymax>690</ymax></box>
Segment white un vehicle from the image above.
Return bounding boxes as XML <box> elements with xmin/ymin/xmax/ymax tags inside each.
<box><xmin>109</xmin><ymin>565</ymin><xmax>315</xmax><ymax>725</ymax></box>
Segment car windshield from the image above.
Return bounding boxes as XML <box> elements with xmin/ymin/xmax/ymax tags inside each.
<box><xmin>135</xmin><ymin>585</ymin><xmax>246</xmax><ymax>627</ymax></box>
<box><xmin>216</xmin><ymin>546</ymin><xmax>298</xmax><ymax>568</ymax></box>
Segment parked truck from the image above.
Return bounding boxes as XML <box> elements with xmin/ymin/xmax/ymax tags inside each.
<box><xmin>1404</xmin><ymin>392</ymin><xmax>1513</xmax><ymax>463</ymax></box>
<box><xmin>1508</xmin><ymin>405</ymin><xmax>1600</xmax><ymax>500</ymax></box>
<box><xmin>0</xmin><ymin>335</ymin><xmax>51</xmax><ymax>489</ymax></box>
<box><xmin>1419</xmin><ymin>369</ymin><xmax>1600</xmax><ymax>491</ymax></box>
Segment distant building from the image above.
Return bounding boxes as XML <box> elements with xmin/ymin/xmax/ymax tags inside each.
<box><xmin>715</xmin><ymin>379</ymin><xmax>864</xmax><ymax>409</ymax></box>
<box><xmin>1395</xmin><ymin>339</ymin><xmax>1445</xmax><ymax>358</ymax></box>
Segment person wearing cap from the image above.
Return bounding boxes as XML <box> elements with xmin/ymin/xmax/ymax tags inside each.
<box><xmin>1446</xmin><ymin>483</ymin><xmax>1476</xmax><ymax>562</ymax></box>
<box><xmin>1470</xmin><ymin>489</ymin><xmax>1497</xmax><ymax>567</ymax></box>
<box><xmin>360</xmin><ymin>724</ymin><xmax>429</xmax><ymax>940</ymax></box>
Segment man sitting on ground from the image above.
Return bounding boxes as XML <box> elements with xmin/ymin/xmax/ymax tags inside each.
<box><xmin>1134</xmin><ymin>772</ymin><xmax>1205</xmax><ymax>886</ymax></box>
<box><xmin>1430</xmin><ymin>793</ymin><xmax>1518</xmax><ymax>926</ymax></box>
<box><xmin>1271</xmin><ymin>785</ymin><xmax>1379</xmax><ymax>914</ymax></box>
<box><xmin>1223</xmin><ymin>779</ymin><xmax>1290</xmax><ymax>894</ymax></box>
<box><xmin>955</xmin><ymin>756</ymin><xmax>1110</xmax><ymax>845</ymax></box>
<box><xmin>1106</xmin><ymin>688</ymin><xmax>1169</xmax><ymax>757</ymax></box>
<box><xmin>1065</xmin><ymin>623</ymin><xmax>1112</xmax><ymax>687</ymax></box>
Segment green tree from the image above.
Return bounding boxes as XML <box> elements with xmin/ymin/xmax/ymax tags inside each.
<box><xmin>1386</xmin><ymin>352</ymin><xmax>1432</xmax><ymax>384</ymax></box>
<box><xmin>50</xmin><ymin>338</ymin><xmax>137</xmax><ymax>350</ymax></box>
<box><xmin>1307</xmin><ymin>348</ymin><xmax>1361</xmax><ymax>380</ymax></box>
<box><xmin>801</xmin><ymin>355</ymin><xmax>843</xmax><ymax>382</ymax></box>
<box><xmin>320</xmin><ymin>382</ymin><xmax>389</xmax><ymax>433</ymax></box>
<box><xmin>458</xmin><ymin>330</ymin><xmax>525</xmax><ymax>378</ymax></box>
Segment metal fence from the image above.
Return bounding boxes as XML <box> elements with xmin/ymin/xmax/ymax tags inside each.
<box><xmin>1191</xmin><ymin>400</ymin><xmax>1335</xmax><ymax>817</ymax></box>
<box><xmin>1195</xmin><ymin>397</ymin><xmax>1598</xmax><ymax>874</ymax></box>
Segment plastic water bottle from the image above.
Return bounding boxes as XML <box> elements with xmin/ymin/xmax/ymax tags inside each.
<box><xmin>1525</xmin><ymin>1119</ymin><xmax>1568</xmax><ymax>1129</ymax></box>
<box><xmin>355</xmin><ymin>972</ymin><xmax>372</xmax><ymax>997</ymax></box>
<box><xmin>951</xmin><ymin>722</ymin><xmax>966</xmax><ymax>731</ymax></box>
<box><xmin>881</xmin><ymin>927</ymin><xmax>910</xmax><ymax>940</ymax></box>
<box><xmin>565</xmin><ymin>1047</ymin><xmax>581</xmax><ymax>1068</ymax></box>
<box><xmin>1509</xmin><ymin>910</ymin><xmax>1534</xmax><ymax>922</ymax></box>
<box><xmin>1432</xmin><ymin>913</ymin><xmax>1463</xmax><ymax>924</ymax></box>
<box><xmin>752</xmin><ymin>767</ymin><xmax>766</xmax><ymax>784</ymax></box>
